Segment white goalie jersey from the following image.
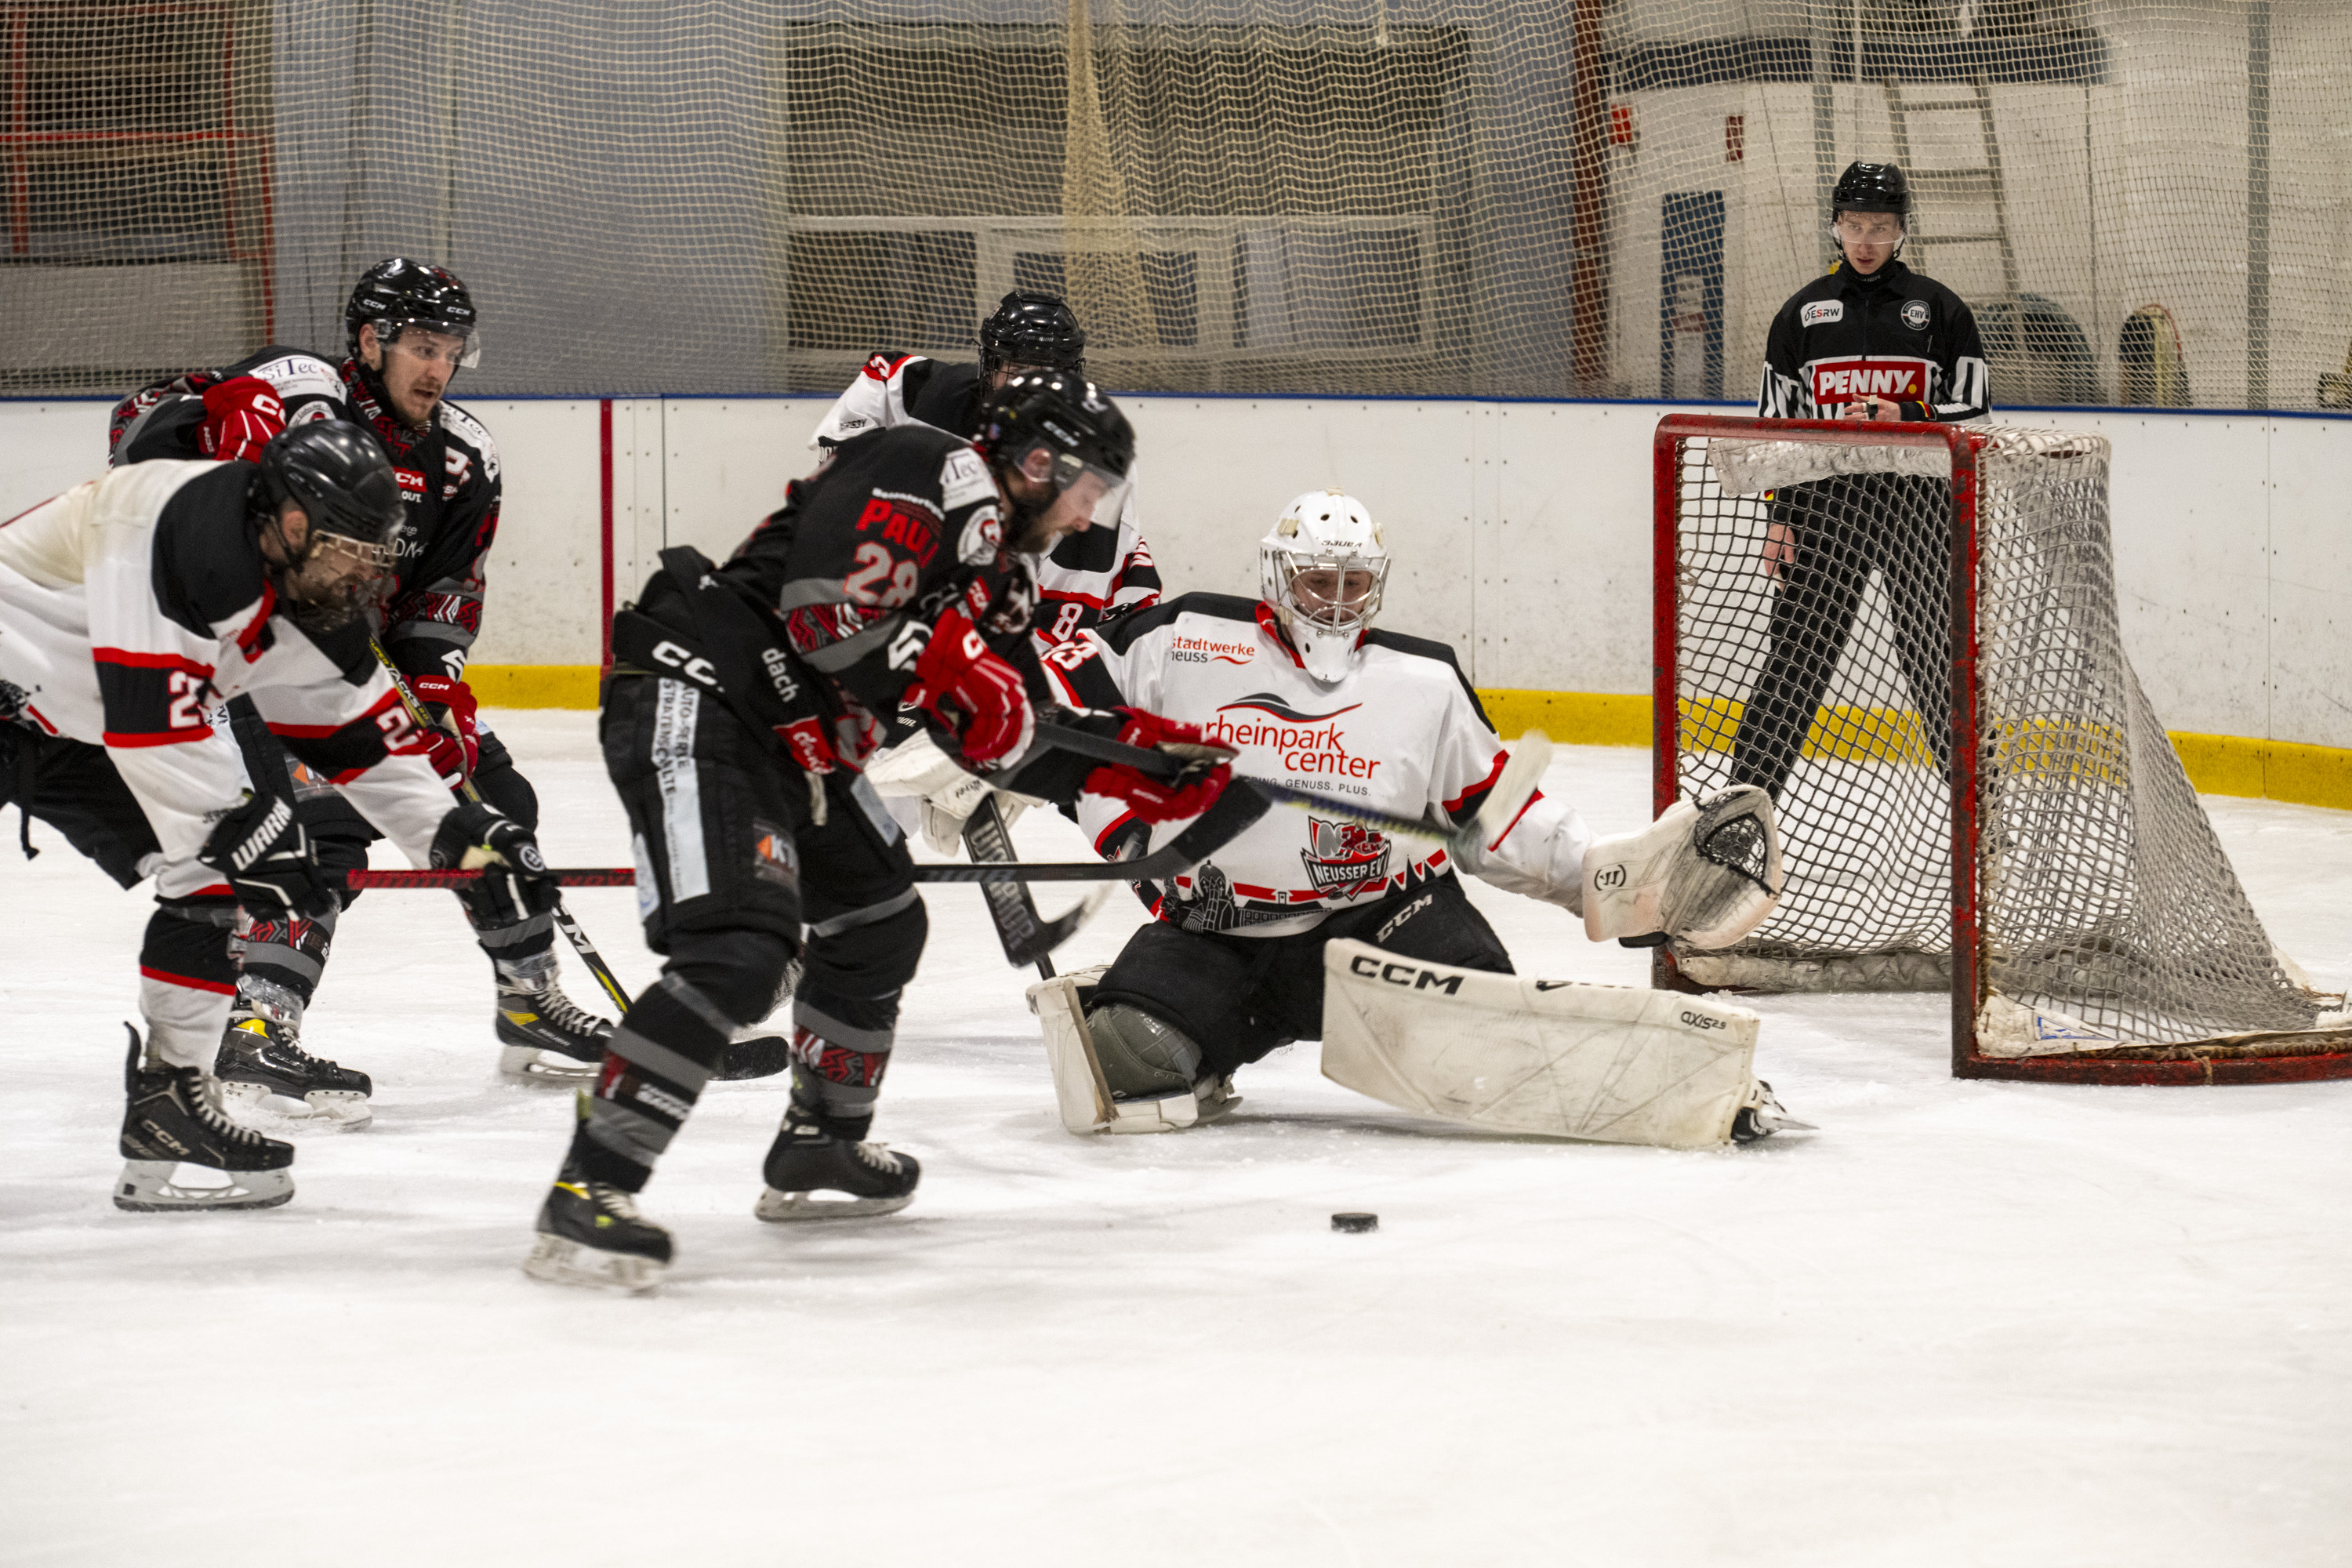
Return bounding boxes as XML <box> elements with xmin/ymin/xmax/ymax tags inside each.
<box><xmin>810</xmin><ymin>352</ymin><xmax>1160</xmax><ymax>642</ymax></box>
<box><xmin>1044</xmin><ymin>592</ymin><xmax>1592</xmax><ymax>937</ymax></box>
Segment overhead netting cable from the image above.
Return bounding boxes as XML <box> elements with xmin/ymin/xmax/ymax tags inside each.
<box><xmin>1669</xmin><ymin>424</ymin><xmax>2348</xmax><ymax>1053</ymax></box>
<box><xmin>2</xmin><ymin>1</ymin><xmax>2347</xmax><ymax>405</ymax></box>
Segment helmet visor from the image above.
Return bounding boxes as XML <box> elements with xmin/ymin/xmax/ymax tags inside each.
<box><xmin>1047</xmin><ymin>447</ymin><xmax>1131</xmax><ymax>528</ymax></box>
<box><xmin>382</xmin><ymin>320</ymin><xmax>481</xmax><ymax>370</ymax></box>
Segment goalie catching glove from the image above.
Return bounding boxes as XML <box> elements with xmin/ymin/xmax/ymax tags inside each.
<box><xmin>1582</xmin><ymin>786</ymin><xmax>1784</xmax><ymax>949</ymax></box>
<box><xmin>199</xmin><ymin>791</ymin><xmax>336</xmax><ymax>917</ymax></box>
<box><xmin>1084</xmin><ymin>707</ymin><xmax>1236</xmax><ymax>825</ymax></box>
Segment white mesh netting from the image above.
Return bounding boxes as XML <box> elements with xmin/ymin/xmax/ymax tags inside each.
<box><xmin>2</xmin><ymin>2</ymin><xmax>2347</xmax><ymax>405</ymax></box>
<box><xmin>1666</xmin><ymin>421</ymin><xmax>2350</xmax><ymax>1059</ymax></box>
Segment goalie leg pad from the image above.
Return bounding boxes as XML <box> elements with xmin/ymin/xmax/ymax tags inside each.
<box><xmin>1319</xmin><ymin>938</ymin><xmax>1762</xmax><ymax>1149</ymax></box>
<box><xmin>1025</xmin><ymin>971</ymin><xmax>1209</xmax><ymax>1135</ymax></box>
<box><xmin>1583</xmin><ymin>786</ymin><xmax>1784</xmax><ymax>949</ymax></box>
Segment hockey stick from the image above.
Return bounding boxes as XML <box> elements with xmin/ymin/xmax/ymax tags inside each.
<box><xmin>958</xmin><ymin>793</ymin><xmax>1106</xmax><ymax>975</ymax></box>
<box><xmin>349</xmin><ymin>777</ymin><xmax>1272</xmax><ymax>890</ymax></box>
<box><xmin>366</xmin><ymin>641</ymin><xmax>634</xmax><ymax>1016</ymax></box>
<box><xmin>1033</xmin><ymin>720</ymin><xmax>1555</xmax><ymax>859</ymax></box>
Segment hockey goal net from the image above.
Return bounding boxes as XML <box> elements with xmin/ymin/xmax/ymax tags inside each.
<box><xmin>1654</xmin><ymin>413</ymin><xmax>2352</xmax><ymax>1085</ymax></box>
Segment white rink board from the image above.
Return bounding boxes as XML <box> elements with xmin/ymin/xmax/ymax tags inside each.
<box><xmin>3</xmin><ymin>720</ymin><xmax>2348</xmax><ymax>1565</ymax></box>
<box><xmin>2</xmin><ymin>396</ymin><xmax>2346</xmax><ymax>749</ymax></box>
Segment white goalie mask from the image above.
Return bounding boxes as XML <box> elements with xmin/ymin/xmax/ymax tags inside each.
<box><xmin>1259</xmin><ymin>490</ymin><xmax>1388</xmax><ymax>684</ymax></box>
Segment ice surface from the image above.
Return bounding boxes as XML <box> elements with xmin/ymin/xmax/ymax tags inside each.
<box><xmin>5</xmin><ymin>714</ymin><xmax>2348</xmax><ymax>1566</ymax></box>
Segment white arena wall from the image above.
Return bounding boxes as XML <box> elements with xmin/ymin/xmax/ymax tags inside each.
<box><xmin>4</xmin><ymin>396</ymin><xmax>2344</xmax><ymax>801</ymax></box>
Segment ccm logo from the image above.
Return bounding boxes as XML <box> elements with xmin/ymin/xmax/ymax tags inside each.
<box><xmin>1679</xmin><ymin>1011</ymin><xmax>1726</xmax><ymax>1031</ymax></box>
<box><xmin>652</xmin><ymin>640</ymin><xmax>717</xmax><ymax>686</ymax></box>
<box><xmin>1348</xmin><ymin>954</ymin><xmax>1465</xmax><ymax>995</ymax></box>
<box><xmin>1592</xmin><ymin>863</ymin><xmax>1628</xmax><ymax>891</ymax></box>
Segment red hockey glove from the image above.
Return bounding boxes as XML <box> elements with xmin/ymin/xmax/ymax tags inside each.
<box><xmin>906</xmin><ymin>606</ymin><xmax>1034</xmax><ymax>769</ymax></box>
<box><xmin>407</xmin><ymin>673</ymin><xmax>481</xmax><ymax>786</ymax></box>
<box><xmin>1084</xmin><ymin>707</ymin><xmax>1236</xmax><ymax>824</ymax></box>
<box><xmin>198</xmin><ymin>376</ymin><xmax>288</xmax><ymax>464</ymax></box>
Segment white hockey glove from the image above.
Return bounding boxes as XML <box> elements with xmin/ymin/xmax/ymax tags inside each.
<box><xmin>1583</xmin><ymin>786</ymin><xmax>1784</xmax><ymax>949</ymax></box>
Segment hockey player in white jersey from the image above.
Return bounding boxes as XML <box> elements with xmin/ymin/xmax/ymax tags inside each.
<box><xmin>808</xmin><ymin>292</ymin><xmax>1160</xmax><ymax>643</ymax></box>
<box><xmin>0</xmin><ymin>423</ymin><xmax>555</xmax><ymax>1209</ymax></box>
<box><xmin>1034</xmin><ymin>491</ymin><xmax>1800</xmax><ymax>1143</ymax></box>
<box><xmin>108</xmin><ymin>259</ymin><xmax>611</xmax><ymax>1090</ymax></box>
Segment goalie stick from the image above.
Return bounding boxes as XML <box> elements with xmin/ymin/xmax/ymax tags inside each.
<box><xmin>366</xmin><ymin>641</ymin><xmax>634</xmax><ymax>1017</ymax></box>
<box><xmin>958</xmin><ymin>794</ymin><xmax>1106</xmax><ymax>975</ymax></box>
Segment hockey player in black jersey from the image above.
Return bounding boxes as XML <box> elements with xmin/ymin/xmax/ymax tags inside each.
<box><xmin>107</xmin><ymin>259</ymin><xmax>610</xmax><ymax>1098</ymax></box>
<box><xmin>524</xmin><ymin>374</ymin><xmax>1233</xmax><ymax>1291</ymax></box>
<box><xmin>0</xmin><ymin>422</ymin><xmax>554</xmax><ymax>1208</ymax></box>
<box><xmin>1737</xmin><ymin>162</ymin><xmax>1991</xmax><ymax>801</ymax></box>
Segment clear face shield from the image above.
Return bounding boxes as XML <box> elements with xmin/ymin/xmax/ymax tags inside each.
<box><xmin>1009</xmin><ymin>441</ymin><xmax>1133</xmax><ymax>550</ymax></box>
<box><xmin>382</xmin><ymin>320</ymin><xmax>482</xmax><ymax>371</ymax></box>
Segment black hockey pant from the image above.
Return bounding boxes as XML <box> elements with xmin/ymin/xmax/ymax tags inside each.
<box><xmin>1091</xmin><ymin>872</ymin><xmax>1511</xmax><ymax>1078</ymax></box>
<box><xmin>3</xmin><ymin>725</ymin><xmax>238</xmax><ymax>1064</ymax></box>
<box><xmin>565</xmin><ymin>673</ymin><xmax>926</xmax><ymax>1193</ymax></box>
<box><xmin>1728</xmin><ymin>475</ymin><xmax>1954</xmax><ymax>801</ymax></box>
<box><xmin>228</xmin><ymin>721</ymin><xmax>548</xmax><ymax>1025</ymax></box>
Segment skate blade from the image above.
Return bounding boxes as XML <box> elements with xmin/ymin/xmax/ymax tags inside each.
<box><xmin>521</xmin><ymin>1232</ymin><xmax>664</xmax><ymax>1293</ymax></box>
<box><xmin>216</xmin><ymin>1080</ymin><xmax>374</xmax><ymax>1132</ymax></box>
<box><xmin>753</xmin><ymin>1188</ymin><xmax>916</xmax><ymax>1223</ymax></box>
<box><xmin>114</xmin><ymin>1160</ymin><xmax>294</xmax><ymax>1212</ymax></box>
<box><xmin>499</xmin><ymin>1044</ymin><xmax>600</xmax><ymax>1082</ymax></box>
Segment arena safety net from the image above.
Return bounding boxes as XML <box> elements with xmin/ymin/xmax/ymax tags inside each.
<box><xmin>3</xmin><ymin>1</ymin><xmax>2346</xmax><ymax>407</ymax></box>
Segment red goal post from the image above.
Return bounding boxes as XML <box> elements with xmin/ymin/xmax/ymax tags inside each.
<box><xmin>1651</xmin><ymin>413</ymin><xmax>2352</xmax><ymax>1086</ymax></box>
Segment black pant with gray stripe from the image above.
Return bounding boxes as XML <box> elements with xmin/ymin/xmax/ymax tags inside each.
<box><xmin>567</xmin><ymin>671</ymin><xmax>927</xmax><ymax>1193</ymax></box>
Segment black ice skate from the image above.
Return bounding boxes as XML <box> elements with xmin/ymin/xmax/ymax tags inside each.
<box><xmin>495</xmin><ymin>976</ymin><xmax>614</xmax><ymax>1081</ymax></box>
<box><xmin>753</xmin><ymin>1104</ymin><xmax>921</xmax><ymax>1222</ymax></box>
<box><xmin>1731</xmin><ymin>1079</ymin><xmax>1817</xmax><ymax>1143</ymax></box>
<box><xmin>213</xmin><ymin>1014</ymin><xmax>374</xmax><ymax>1130</ymax></box>
<box><xmin>116</xmin><ymin>1026</ymin><xmax>296</xmax><ymax>1211</ymax></box>
<box><xmin>522</xmin><ymin>1170</ymin><xmax>673</xmax><ymax>1293</ymax></box>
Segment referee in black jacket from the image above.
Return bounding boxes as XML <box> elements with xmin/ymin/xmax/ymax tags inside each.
<box><xmin>1732</xmin><ymin>161</ymin><xmax>1991</xmax><ymax>802</ymax></box>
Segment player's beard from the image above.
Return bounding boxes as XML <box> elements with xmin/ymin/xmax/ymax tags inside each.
<box><xmin>1000</xmin><ymin>490</ymin><xmax>1058</xmax><ymax>556</ymax></box>
<box><xmin>271</xmin><ymin>554</ymin><xmax>377</xmax><ymax>635</ymax></box>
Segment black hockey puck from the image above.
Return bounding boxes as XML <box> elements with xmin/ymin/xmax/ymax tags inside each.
<box><xmin>1330</xmin><ymin>1212</ymin><xmax>1379</xmax><ymax>1233</ymax></box>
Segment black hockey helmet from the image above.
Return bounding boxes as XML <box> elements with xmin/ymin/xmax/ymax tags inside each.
<box><xmin>346</xmin><ymin>258</ymin><xmax>481</xmax><ymax>367</ymax></box>
<box><xmin>978</xmin><ymin>291</ymin><xmax>1087</xmax><ymax>379</ymax></box>
<box><xmin>253</xmin><ymin>420</ymin><xmax>403</xmax><ymax>563</ymax></box>
<box><xmin>974</xmin><ymin>371</ymin><xmax>1134</xmax><ymax>546</ymax></box>
<box><xmin>1831</xmin><ymin>162</ymin><xmax>1910</xmax><ymax>221</ymax></box>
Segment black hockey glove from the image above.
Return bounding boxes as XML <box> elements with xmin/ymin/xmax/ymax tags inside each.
<box><xmin>430</xmin><ymin>800</ymin><xmax>550</xmax><ymax>880</ymax></box>
<box><xmin>430</xmin><ymin>801</ymin><xmax>557</xmax><ymax>933</ymax></box>
<box><xmin>199</xmin><ymin>792</ymin><xmax>337</xmax><ymax>918</ymax></box>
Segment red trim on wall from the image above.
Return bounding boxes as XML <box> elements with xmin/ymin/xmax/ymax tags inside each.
<box><xmin>600</xmin><ymin>398</ymin><xmax>615</xmax><ymax>673</ymax></box>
